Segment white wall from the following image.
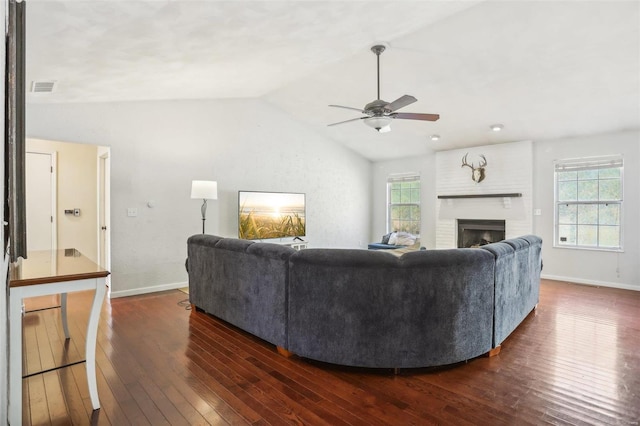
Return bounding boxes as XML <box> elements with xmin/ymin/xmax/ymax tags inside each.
<box><xmin>27</xmin><ymin>98</ymin><xmax>372</xmax><ymax>297</ymax></box>
<box><xmin>372</xmin><ymin>141</ymin><xmax>534</xmax><ymax>250</ymax></box>
<box><xmin>371</xmin><ymin>155</ymin><xmax>438</xmax><ymax>249</ymax></box>
<box><xmin>373</xmin><ymin>131</ymin><xmax>639</xmax><ymax>291</ymax></box>
<box><xmin>533</xmin><ymin>130</ymin><xmax>639</xmax><ymax>290</ymax></box>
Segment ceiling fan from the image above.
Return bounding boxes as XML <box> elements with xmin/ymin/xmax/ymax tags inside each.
<box><xmin>328</xmin><ymin>45</ymin><xmax>440</xmax><ymax>133</ymax></box>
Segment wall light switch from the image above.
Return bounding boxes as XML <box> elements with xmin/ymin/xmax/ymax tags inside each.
<box><xmin>534</xmin><ymin>209</ymin><xmax>542</xmax><ymax>216</ymax></box>
<box><xmin>127</xmin><ymin>208</ymin><xmax>138</xmax><ymax>217</ymax></box>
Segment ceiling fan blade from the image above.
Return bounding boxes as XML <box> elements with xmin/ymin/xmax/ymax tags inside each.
<box><xmin>393</xmin><ymin>112</ymin><xmax>440</xmax><ymax>122</ymax></box>
<box><xmin>385</xmin><ymin>95</ymin><xmax>417</xmax><ymax>112</ymax></box>
<box><xmin>327</xmin><ymin>116</ymin><xmax>366</xmax><ymax>127</ymax></box>
<box><xmin>329</xmin><ymin>104</ymin><xmax>365</xmax><ymax>113</ymax></box>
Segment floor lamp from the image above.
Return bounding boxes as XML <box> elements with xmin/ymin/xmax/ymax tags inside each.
<box><xmin>191</xmin><ymin>180</ymin><xmax>218</xmax><ymax>234</ymax></box>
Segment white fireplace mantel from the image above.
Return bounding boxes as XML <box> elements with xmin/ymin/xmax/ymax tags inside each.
<box><xmin>437</xmin><ymin>196</ymin><xmax>526</xmax><ymax>220</ymax></box>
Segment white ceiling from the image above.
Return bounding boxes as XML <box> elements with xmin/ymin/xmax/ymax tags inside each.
<box><xmin>26</xmin><ymin>0</ymin><xmax>640</xmax><ymax>161</ymax></box>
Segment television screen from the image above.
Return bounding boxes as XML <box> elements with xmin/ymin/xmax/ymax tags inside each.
<box><xmin>238</xmin><ymin>191</ymin><xmax>306</xmax><ymax>240</ymax></box>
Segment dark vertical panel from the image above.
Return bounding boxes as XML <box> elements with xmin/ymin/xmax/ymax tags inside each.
<box><xmin>5</xmin><ymin>0</ymin><xmax>26</xmax><ymax>261</ymax></box>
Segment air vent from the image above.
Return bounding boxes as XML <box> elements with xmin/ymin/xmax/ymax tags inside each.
<box><xmin>30</xmin><ymin>80</ymin><xmax>56</xmax><ymax>93</ymax></box>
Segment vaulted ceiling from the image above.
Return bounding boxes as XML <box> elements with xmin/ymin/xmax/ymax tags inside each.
<box><xmin>26</xmin><ymin>0</ymin><xmax>640</xmax><ymax>161</ymax></box>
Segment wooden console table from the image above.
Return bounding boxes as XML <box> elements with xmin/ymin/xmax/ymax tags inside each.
<box><xmin>8</xmin><ymin>249</ymin><xmax>109</xmax><ymax>425</ymax></box>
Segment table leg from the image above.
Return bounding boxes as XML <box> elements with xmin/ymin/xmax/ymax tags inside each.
<box><xmin>61</xmin><ymin>292</ymin><xmax>70</xmax><ymax>339</ymax></box>
<box><xmin>85</xmin><ymin>281</ymin><xmax>106</xmax><ymax>410</ymax></box>
<box><xmin>8</xmin><ymin>289</ymin><xmax>24</xmax><ymax>425</ymax></box>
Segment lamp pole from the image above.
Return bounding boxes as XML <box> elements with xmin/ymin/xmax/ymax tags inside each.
<box><xmin>200</xmin><ymin>199</ymin><xmax>208</xmax><ymax>234</ymax></box>
<box><xmin>191</xmin><ymin>180</ymin><xmax>218</xmax><ymax>235</ymax></box>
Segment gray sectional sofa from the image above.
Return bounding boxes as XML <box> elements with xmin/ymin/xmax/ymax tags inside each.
<box><xmin>187</xmin><ymin>234</ymin><xmax>542</xmax><ymax>369</ymax></box>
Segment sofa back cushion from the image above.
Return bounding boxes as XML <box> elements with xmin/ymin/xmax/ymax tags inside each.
<box><xmin>187</xmin><ymin>235</ymin><xmax>295</xmax><ymax>347</ymax></box>
<box><xmin>482</xmin><ymin>237</ymin><xmax>541</xmax><ymax>346</ymax></box>
<box><xmin>287</xmin><ymin>248</ymin><xmax>495</xmax><ymax>368</ymax></box>
<box><xmin>187</xmin><ymin>234</ymin><xmax>225</xmax><ymax>304</ymax></box>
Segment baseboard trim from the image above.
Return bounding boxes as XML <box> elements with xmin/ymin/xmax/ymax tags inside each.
<box><xmin>110</xmin><ymin>282</ymin><xmax>188</xmax><ymax>299</ymax></box>
<box><xmin>542</xmin><ymin>274</ymin><xmax>639</xmax><ymax>292</ymax></box>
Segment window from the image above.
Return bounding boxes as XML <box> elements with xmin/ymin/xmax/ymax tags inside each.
<box><xmin>554</xmin><ymin>156</ymin><xmax>623</xmax><ymax>251</ymax></box>
<box><xmin>387</xmin><ymin>175</ymin><xmax>420</xmax><ymax>235</ymax></box>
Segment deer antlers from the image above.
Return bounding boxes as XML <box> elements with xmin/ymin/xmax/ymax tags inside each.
<box><xmin>461</xmin><ymin>153</ymin><xmax>487</xmax><ymax>183</ymax></box>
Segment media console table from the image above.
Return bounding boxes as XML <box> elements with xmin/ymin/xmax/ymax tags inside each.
<box><xmin>8</xmin><ymin>249</ymin><xmax>109</xmax><ymax>425</ymax></box>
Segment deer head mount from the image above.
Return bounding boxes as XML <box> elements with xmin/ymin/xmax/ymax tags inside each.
<box><xmin>461</xmin><ymin>153</ymin><xmax>487</xmax><ymax>183</ymax></box>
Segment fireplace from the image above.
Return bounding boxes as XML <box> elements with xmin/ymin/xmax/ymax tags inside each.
<box><xmin>457</xmin><ymin>219</ymin><xmax>506</xmax><ymax>248</ymax></box>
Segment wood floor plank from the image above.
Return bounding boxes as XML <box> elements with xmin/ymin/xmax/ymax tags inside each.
<box><xmin>20</xmin><ymin>279</ymin><xmax>640</xmax><ymax>425</ymax></box>
<box><xmin>26</xmin><ymin>374</ymin><xmax>50</xmax><ymax>425</ymax></box>
<box><xmin>56</xmin><ymin>365</ymin><xmax>91</xmax><ymax>425</ymax></box>
<box><xmin>42</xmin><ymin>371</ymin><xmax>70</xmax><ymax>425</ymax></box>
<box><xmin>187</xmin><ymin>312</ymin><xmax>397</xmax><ymax>424</ymax></box>
<box><xmin>106</xmin><ymin>300</ymin><xmax>245</xmax><ymax>425</ymax></box>
<box><xmin>186</xmin><ymin>329</ymin><xmax>337</xmax><ymax>426</ymax></box>
<box><xmin>23</xmin><ymin>315</ymin><xmax>42</xmax><ymax>377</ymax></box>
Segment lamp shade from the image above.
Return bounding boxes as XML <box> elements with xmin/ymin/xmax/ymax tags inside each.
<box><xmin>191</xmin><ymin>180</ymin><xmax>218</xmax><ymax>200</ymax></box>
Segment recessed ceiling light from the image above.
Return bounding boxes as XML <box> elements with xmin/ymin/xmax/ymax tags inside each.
<box><xmin>490</xmin><ymin>124</ymin><xmax>504</xmax><ymax>132</ymax></box>
<box><xmin>430</xmin><ymin>134</ymin><xmax>440</xmax><ymax>141</ymax></box>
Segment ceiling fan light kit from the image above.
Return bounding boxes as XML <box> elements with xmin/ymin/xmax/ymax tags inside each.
<box><xmin>328</xmin><ymin>44</ymin><xmax>440</xmax><ymax>133</ymax></box>
<box><xmin>364</xmin><ymin>116</ymin><xmax>393</xmax><ymax>131</ymax></box>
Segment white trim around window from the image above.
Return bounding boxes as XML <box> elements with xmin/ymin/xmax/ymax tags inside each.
<box><xmin>554</xmin><ymin>155</ymin><xmax>623</xmax><ymax>252</ymax></box>
<box><xmin>387</xmin><ymin>174</ymin><xmax>421</xmax><ymax>235</ymax></box>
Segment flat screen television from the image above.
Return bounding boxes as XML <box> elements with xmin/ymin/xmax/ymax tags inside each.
<box><xmin>238</xmin><ymin>191</ymin><xmax>306</xmax><ymax>240</ymax></box>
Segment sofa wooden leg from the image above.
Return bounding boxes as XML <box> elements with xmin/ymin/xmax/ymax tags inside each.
<box><xmin>487</xmin><ymin>345</ymin><xmax>501</xmax><ymax>357</ymax></box>
<box><xmin>277</xmin><ymin>346</ymin><xmax>294</xmax><ymax>358</ymax></box>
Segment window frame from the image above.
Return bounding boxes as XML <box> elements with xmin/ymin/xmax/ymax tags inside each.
<box><xmin>386</xmin><ymin>174</ymin><xmax>421</xmax><ymax>235</ymax></box>
<box><xmin>553</xmin><ymin>155</ymin><xmax>624</xmax><ymax>252</ymax></box>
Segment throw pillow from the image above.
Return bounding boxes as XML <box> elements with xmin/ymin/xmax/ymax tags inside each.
<box><xmin>388</xmin><ymin>232</ymin><xmax>398</xmax><ymax>245</ymax></box>
<box><xmin>395</xmin><ymin>232</ymin><xmax>416</xmax><ymax>246</ymax></box>
<box><xmin>381</xmin><ymin>233</ymin><xmax>392</xmax><ymax>244</ymax></box>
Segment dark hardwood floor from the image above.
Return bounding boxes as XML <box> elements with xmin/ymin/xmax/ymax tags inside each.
<box><xmin>20</xmin><ymin>279</ymin><xmax>640</xmax><ymax>425</ymax></box>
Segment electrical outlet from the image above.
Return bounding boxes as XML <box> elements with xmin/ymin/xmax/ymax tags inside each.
<box><xmin>127</xmin><ymin>208</ymin><xmax>138</xmax><ymax>217</ymax></box>
<box><xmin>534</xmin><ymin>209</ymin><xmax>542</xmax><ymax>216</ymax></box>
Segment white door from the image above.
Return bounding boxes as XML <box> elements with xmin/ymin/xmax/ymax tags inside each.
<box><xmin>26</xmin><ymin>151</ymin><xmax>57</xmax><ymax>251</ymax></box>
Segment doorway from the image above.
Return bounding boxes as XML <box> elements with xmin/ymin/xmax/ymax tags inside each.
<box><xmin>25</xmin><ymin>139</ymin><xmax>111</xmax><ymax>282</ymax></box>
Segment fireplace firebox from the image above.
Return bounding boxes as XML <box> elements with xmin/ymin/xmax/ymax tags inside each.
<box><xmin>457</xmin><ymin>219</ymin><xmax>506</xmax><ymax>248</ymax></box>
